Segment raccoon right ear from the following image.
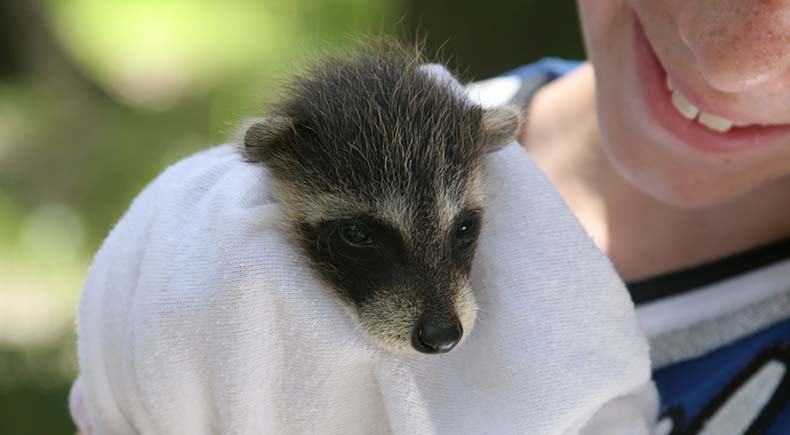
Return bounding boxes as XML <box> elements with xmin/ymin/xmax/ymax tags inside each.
<box><xmin>480</xmin><ymin>105</ymin><xmax>523</xmax><ymax>153</ymax></box>
<box><xmin>241</xmin><ymin>116</ymin><xmax>293</xmax><ymax>162</ymax></box>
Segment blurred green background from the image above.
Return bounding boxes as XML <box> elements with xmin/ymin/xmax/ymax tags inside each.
<box><xmin>0</xmin><ymin>1</ymin><xmax>582</xmax><ymax>433</ymax></box>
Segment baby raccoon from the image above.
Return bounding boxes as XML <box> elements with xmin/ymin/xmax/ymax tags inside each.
<box><xmin>241</xmin><ymin>44</ymin><xmax>521</xmax><ymax>354</ymax></box>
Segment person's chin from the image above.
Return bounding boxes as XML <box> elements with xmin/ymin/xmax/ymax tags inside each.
<box><xmin>614</xmin><ymin>153</ymin><xmax>746</xmax><ymax>208</ymax></box>
<box><xmin>598</xmin><ymin>114</ymin><xmax>777</xmax><ymax>209</ymax></box>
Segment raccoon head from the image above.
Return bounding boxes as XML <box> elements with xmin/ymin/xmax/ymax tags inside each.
<box><xmin>242</xmin><ymin>47</ymin><xmax>521</xmax><ymax>354</ymax></box>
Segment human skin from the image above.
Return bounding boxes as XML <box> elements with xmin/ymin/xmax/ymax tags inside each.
<box><xmin>522</xmin><ymin>0</ymin><xmax>790</xmax><ymax>281</ymax></box>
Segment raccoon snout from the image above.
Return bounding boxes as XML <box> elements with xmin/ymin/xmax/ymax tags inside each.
<box><xmin>411</xmin><ymin>315</ymin><xmax>463</xmax><ymax>354</ymax></box>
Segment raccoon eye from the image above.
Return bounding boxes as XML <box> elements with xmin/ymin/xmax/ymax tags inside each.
<box><xmin>454</xmin><ymin>216</ymin><xmax>480</xmax><ymax>241</ymax></box>
<box><xmin>339</xmin><ymin>222</ymin><xmax>375</xmax><ymax>247</ymax></box>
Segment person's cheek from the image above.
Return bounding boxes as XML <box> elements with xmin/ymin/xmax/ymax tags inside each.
<box><xmin>578</xmin><ymin>1</ymin><xmax>624</xmax><ymax>57</ymax></box>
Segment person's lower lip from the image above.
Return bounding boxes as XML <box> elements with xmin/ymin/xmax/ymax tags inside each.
<box><xmin>633</xmin><ymin>15</ymin><xmax>790</xmax><ymax>154</ymax></box>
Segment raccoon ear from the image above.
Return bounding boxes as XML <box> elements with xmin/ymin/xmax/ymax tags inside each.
<box><xmin>241</xmin><ymin>116</ymin><xmax>293</xmax><ymax>162</ymax></box>
<box><xmin>480</xmin><ymin>105</ymin><xmax>523</xmax><ymax>152</ymax></box>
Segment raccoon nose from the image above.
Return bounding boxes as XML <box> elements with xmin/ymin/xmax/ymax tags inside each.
<box><xmin>412</xmin><ymin>316</ymin><xmax>463</xmax><ymax>354</ymax></box>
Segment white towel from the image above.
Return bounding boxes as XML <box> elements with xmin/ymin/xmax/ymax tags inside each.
<box><xmin>72</xmin><ymin>138</ymin><xmax>657</xmax><ymax>434</ymax></box>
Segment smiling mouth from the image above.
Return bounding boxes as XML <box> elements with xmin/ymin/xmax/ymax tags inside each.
<box><xmin>632</xmin><ymin>13</ymin><xmax>790</xmax><ymax>154</ymax></box>
<box><xmin>666</xmin><ymin>77</ymin><xmax>744</xmax><ymax>133</ymax></box>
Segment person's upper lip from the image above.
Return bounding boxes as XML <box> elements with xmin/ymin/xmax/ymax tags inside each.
<box><xmin>664</xmin><ymin>73</ymin><xmax>764</xmax><ymax>125</ymax></box>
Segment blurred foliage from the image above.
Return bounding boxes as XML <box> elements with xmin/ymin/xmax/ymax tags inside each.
<box><xmin>0</xmin><ymin>0</ymin><xmax>582</xmax><ymax>433</ymax></box>
<box><xmin>0</xmin><ymin>330</ymin><xmax>76</xmax><ymax>435</ymax></box>
<box><xmin>406</xmin><ymin>0</ymin><xmax>585</xmax><ymax>79</ymax></box>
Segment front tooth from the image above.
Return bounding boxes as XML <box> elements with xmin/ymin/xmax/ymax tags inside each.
<box><xmin>666</xmin><ymin>77</ymin><xmax>675</xmax><ymax>91</ymax></box>
<box><xmin>671</xmin><ymin>90</ymin><xmax>700</xmax><ymax>119</ymax></box>
<box><xmin>698</xmin><ymin>112</ymin><xmax>734</xmax><ymax>132</ymax></box>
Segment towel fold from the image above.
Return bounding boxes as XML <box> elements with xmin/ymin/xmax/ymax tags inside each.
<box><xmin>73</xmin><ymin>64</ymin><xmax>656</xmax><ymax>434</ymax></box>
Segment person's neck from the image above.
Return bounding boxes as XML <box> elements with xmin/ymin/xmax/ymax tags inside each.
<box><xmin>522</xmin><ymin>63</ymin><xmax>790</xmax><ymax>282</ymax></box>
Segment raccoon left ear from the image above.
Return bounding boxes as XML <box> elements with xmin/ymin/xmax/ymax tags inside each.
<box><xmin>481</xmin><ymin>105</ymin><xmax>523</xmax><ymax>152</ymax></box>
<box><xmin>241</xmin><ymin>116</ymin><xmax>293</xmax><ymax>162</ymax></box>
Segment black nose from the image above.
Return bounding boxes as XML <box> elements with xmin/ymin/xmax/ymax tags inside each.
<box><xmin>412</xmin><ymin>316</ymin><xmax>463</xmax><ymax>354</ymax></box>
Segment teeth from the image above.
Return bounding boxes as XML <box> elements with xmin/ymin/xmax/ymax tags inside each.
<box><xmin>666</xmin><ymin>77</ymin><xmax>675</xmax><ymax>91</ymax></box>
<box><xmin>667</xmin><ymin>83</ymin><xmax>740</xmax><ymax>133</ymax></box>
<box><xmin>698</xmin><ymin>112</ymin><xmax>734</xmax><ymax>132</ymax></box>
<box><xmin>671</xmin><ymin>90</ymin><xmax>700</xmax><ymax>119</ymax></box>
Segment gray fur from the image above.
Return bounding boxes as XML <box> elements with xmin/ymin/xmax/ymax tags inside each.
<box><xmin>241</xmin><ymin>43</ymin><xmax>521</xmax><ymax>353</ymax></box>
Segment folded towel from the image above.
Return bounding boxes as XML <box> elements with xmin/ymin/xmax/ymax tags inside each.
<box><xmin>72</xmin><ymin>69</ymin><xmax>656</xmax><ymax>435</ymax></box>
